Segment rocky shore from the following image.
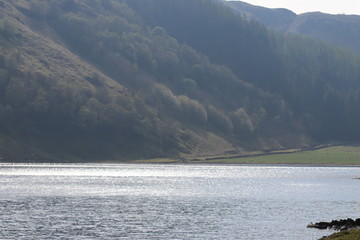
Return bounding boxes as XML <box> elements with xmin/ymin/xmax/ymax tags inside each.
<box><xmin>307</xmin><ymin>218</ymin><xmax>360</xmax><ymax>231</ymax></box>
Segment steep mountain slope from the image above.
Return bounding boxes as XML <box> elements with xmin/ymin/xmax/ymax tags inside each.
<box><xmin>127</xmin><ymin>0</ymin><xmax>360</xmax><ymax>141</ymax></box>
<box><xmin>0</xmin><ymin>0</ymin><xmax>185</xmax><ymax>161</ymax></box>
<box><xmin>0</xmin><ymin>0</ymin><xmax>310</xmax><ymax>162</ymax></box>
<box><xmin>2</xmin><ymin>0</ymin><xmax>360</xmax><ymax>162</ymax></box>
<box><xmin>225</xmin><ymin>1</ymin><xmax>360</xmax><ymax>53</ymax></box>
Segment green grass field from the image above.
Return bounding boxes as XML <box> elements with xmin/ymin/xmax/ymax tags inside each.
<box><xmin>319</xmin><ymin>229</ymin><xmax>360</xmax><ymax>240</ymax></box>
<box><xmin>133</xmin><ymin>144</ymin><xmax>360</xmax><ymax>166</ymax></box>
<box><xmin>193</xmin><ymin>145</ymin><xmax>360</xmax><ymax>165</ymax></box>
<box><xmin>132</xmin><ymin>158</ymin><xmax>179</xmax><ymax>164</ymax></box>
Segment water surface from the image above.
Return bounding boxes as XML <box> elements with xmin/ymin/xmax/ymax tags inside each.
<box><xmin>0</xmin><ymin>163</ymin><xmax>359</xmax><ymax>239</ymax></box>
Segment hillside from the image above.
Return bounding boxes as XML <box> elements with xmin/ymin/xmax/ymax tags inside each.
<box><xmin>225</xmin><ymin>1</ymin><xmax>360</xmax><ymax>53</ymax></box>
<box><xmin>129</xmin><ymin>0</ymin><xmax>360</xmax><ymax>140</ymax></box>
<box><xmin>0</xmin><ymin>0</ymin><xmax>360</xmax><ymax>162</ymax></box>
<box><xmin>0</xmin><ymin>0</ymin><xmax>312</xmax><ymax>162</ymax></box>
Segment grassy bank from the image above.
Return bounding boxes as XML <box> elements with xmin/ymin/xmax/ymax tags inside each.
<box><xmin>319</xmin><ymin>229</ymin><xmax>360</xmax><ymax>240</ymax></box>
<box><xmin>194</xmin><ymin>145</ymin><xmax>360</xmax><ymax>165</ymax></box>
<box><xmin>135</xmin><ymin>144</ymin><xmax>360</xmax><ymax>165</ymax></box>
<box><xmin>132</xmin><ymin>158</ymin><xmax>179</xmax><ymax>164</ymax></box>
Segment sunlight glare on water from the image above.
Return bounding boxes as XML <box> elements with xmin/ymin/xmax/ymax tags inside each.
<box><xmin>0</xmin><ymin>163</ymin><xmax>359</xmax><ymax>240</ymax></box>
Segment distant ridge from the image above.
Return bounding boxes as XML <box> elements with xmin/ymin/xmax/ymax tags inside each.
<box><xmin>225</xmin><ymin>1</ymin><xmax>360</xmax><ymax>52</ymax></box>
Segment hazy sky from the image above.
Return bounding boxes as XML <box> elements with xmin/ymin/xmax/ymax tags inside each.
<box><xmin>230</xmin><ymin>0</ymin><xmax>360</xmax><ymax>15</ymax></box>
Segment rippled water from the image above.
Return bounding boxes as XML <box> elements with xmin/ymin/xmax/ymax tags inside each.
<box><xmin>0</xmin><ymin>163</ymin><xmax>359</xmax><ymax>240</ymax></box>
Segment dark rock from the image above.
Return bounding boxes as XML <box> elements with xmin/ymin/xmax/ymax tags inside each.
<box><xmin>307</xmin><ymin>218</ymin><xmax>360</xmax><ymax>231</ymax></box>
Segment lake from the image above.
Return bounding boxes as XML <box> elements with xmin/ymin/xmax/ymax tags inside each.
<box><xmin>0</xmin><ymin>163</ymin><xmax>359</xmax><ymax>240</ymax></box>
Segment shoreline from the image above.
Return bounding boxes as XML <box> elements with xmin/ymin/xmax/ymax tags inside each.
<box><xmin>131</xmin><ymin>158</ymin><xmax>360</xmax><ymax>167</ymax></box>
<box><xmin>1</xmin><ymin>161</ymin><xmax>360</xmax><ymax>168</ymax></box>
<box><xmin>1</xmin><ymin>143</ymin><xmax>360</xmax><ymax>166</ymax></box>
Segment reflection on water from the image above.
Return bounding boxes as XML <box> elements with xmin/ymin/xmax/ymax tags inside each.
<box><xmin>0</xmin><ymin>164</ymin><xmax>359</xmax><ymax>239</ymax></box>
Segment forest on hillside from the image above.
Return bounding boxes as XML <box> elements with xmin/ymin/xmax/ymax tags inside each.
<box><xmin>225</xmin><ymin>1</ymin><xmax>360</xmax><ymax>53</ymax></box>
<box><xmin>0</xmin><ymin>0</ymin><xmax>359</xmax><ymax>161</ymax></box>
<box><xmin>128</xmin><ymin>0</ymin><xmax>360</xmax><ymax>140</ymax></box>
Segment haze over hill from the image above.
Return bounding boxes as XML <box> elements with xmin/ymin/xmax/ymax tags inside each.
<box><xmin>0</xmin><ymin>0</ymin><xmax>360</xmax><ymax>162</ymax></box>
<box><xmin>225</xmin><ymin>1</ymin><xmax>360</xmax><ymax>53</ymax></box>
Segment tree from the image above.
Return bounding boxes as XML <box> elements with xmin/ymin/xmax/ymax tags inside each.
<box><xmin>230</xmin><ymin>108</ymin><xmax>254</xmax><ymax>135</ymax></box>
<box><xmin>178</xmin><ymin>95</ymin><xmax>207</xmax><ymax>124</ymax></box>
